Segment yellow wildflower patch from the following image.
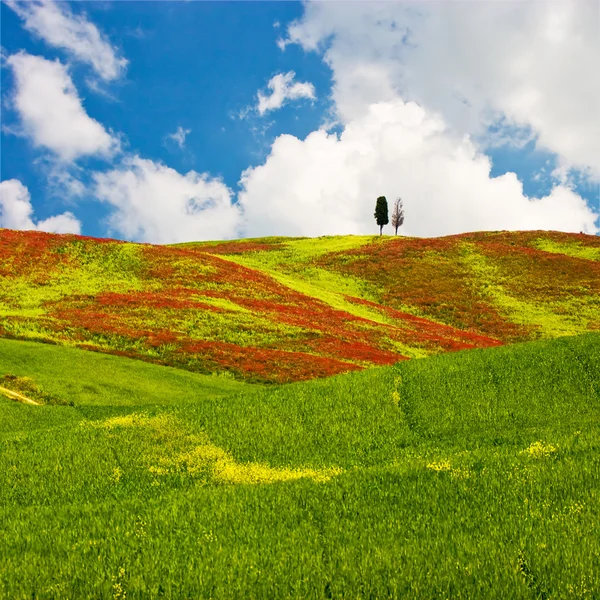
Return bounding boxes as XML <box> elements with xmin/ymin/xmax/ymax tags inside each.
<box><xmin>450</xmin><ymin>467</ymin><xmax>472</xmax><ymax>480</ymax></box>
<box><xmin>426</xmin><ymin>460</ymin><xmax>472</xmax><ymax>479</ymax></box>
<box><xmin>112</xmin><ymin>567</ymin><xmax>126</xmax><ymax>600</ymax></box>
<box><xmin>79</xmin><ymin>413</ymin><xmax>177</xmax><ymax>433</ymax></box>
<box><xmin>212</xmin><ymin>459</ymin><xmax>341</xmax><ymax>485</ymax></box>
<box><xmin>426</xmin><ymin>460</ymin><xmax>452</xmax><ymax>472</ymax></box>
<box><xmin>110</xmin><ymin>467</ymin><xmax>123</xmax><ymax>483</ymax></box>
<box><xmin>521</xmin><ymin>441</ymin><xmax>558</xmax><ymax>459</ymax></box>
<box><xmin>153</xmin><ymin>437</ymin><xmax>341</xmax><ymax>484</ymax></box>
<box><xmin>83</xmin><ymin>412</ymin><xmax>341</xmax><ymax>485</ymax></box>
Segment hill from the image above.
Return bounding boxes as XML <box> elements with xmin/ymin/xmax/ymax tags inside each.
<box><xmin>0</xmin><ymin>228</ymin><xmax>598</xmax><ymax>382</ymax></box>
<box><xmin>1</xmin><ymin>333</ymin><xmax>598</xmax><ymax>597</ymax></box>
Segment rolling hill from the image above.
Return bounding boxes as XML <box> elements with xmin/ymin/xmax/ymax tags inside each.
<box><xmin>1</xmin><ymin>333</ymin><xmax>599</xmax><ymax>598</ymax></box>
<box><xmin>1</xmin><ymin>227</ymin><xmax>599</xmax><ymax>598</ymax></box>
<box><xmin>1</xmin><ymin>228</ymin><xmax>598</xmax><ymax>382</ymax></box>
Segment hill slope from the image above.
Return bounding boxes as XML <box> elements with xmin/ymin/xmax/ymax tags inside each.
<box><xmin>1</xmin><ymin>334</ymin><xmax>599</xmax><ymax>597</ymax></box>
<box><xmin>1</xmin><ymin>228</ymin><xmax>598</xmax><ymax>382</ymax></box>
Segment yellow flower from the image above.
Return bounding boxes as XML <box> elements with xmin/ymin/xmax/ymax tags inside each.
<box><xmin>426</xmin><ymin>460</ymin><xmax>451</xmax><ymax>472</ymax></box>
<box><xmin>521</xmin><ymin>441</ymin><xmax>558</xmax><ymax>459</ymax></box>
<box><xmin>110</xmin><ymin>467</ymin><xmax>123</xmax><ymax>483</ymax></box>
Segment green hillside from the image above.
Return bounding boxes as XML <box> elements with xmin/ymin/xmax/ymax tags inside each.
<box><xmin>1</xmin><ymin>334</ymin><xmax>599</xmax><ymax>598</ymax></box>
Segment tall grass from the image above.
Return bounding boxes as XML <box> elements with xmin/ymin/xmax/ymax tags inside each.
<box><xmin>1</xmin><ymin>334</ymin><xmax>599</xmax><ymax>598</ymax></box>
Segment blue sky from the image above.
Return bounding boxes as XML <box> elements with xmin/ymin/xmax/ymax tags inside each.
<box><xmin>1</xmin><ymin>0</ymin><xmax>598</xmax><ymax>242</ymax></box>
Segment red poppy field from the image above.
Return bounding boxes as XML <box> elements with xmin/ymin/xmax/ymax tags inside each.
<box><xmin>1</xmin><ymin>228</ymin><xmax>598</xmax><ymax>383</ymax></box>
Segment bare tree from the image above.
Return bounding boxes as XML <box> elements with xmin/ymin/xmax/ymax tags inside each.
<box><xmin>391</xmin><ymin>197</ymin><xmax>404</xmax><ymax>235</ymax></box>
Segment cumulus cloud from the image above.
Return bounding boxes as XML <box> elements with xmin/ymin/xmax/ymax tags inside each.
<box><xmin>283</xmin><ymin>1</ymin><xmax>600</xmax><ymax>178</ymax></box>
<box><xmin>5</xmin><ymin>1</ymin><xmax>596</xmax><ymax>244</ymax></box>
<box><xmin>5</xmin><ymin>0</ymin><xmax>127</xmax><ymax>81</ymax></box>
<box><xmin>93</xmin><ymin>156</ymin><xmax>242</xmax><ymax>244</ymax></box>
<box><xmin>6</xmin><ymin>52</ymin><xmax>119</xmax><ymax>161</ymax></box>
<box><xmin>166</xmin><ymin>126</ymin><xmax>191</xmax><ymax>150</ymax></box>
<box><xmin>0</xmin><ymin>178</ymin><xmax>81</xmax><ymax>234</ymax></box>
<box><xmin>257</xmin><ymin>71</ymin><xmax>316</xmax><ymax>115</ymax></box>
<box><xmin>234</xmin><ymin>1</ymin><xmax>599</xmax><ymax>239</ymax></box>
<box><xmin>239</xmin><ymin>100</ymin><xmax>598</xmax><ymax>237</ymax></box>
<box><xmin>46</xmin><ymin>165</ymin><xmax>86</xmax><ymax>199</ymax></box>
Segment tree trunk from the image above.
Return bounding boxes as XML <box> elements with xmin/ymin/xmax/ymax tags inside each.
<box><xmin>379</xmin><ymin>224</ymin><xmax>383</xmax><ymax>236</ymax></box>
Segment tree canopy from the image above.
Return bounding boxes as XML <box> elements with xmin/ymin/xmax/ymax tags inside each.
<box><xmin>374</xmin><ymin>196</ymin><xmax>389</xmax><ymax>236</ymax></box>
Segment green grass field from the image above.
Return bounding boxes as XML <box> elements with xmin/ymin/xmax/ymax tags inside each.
<box><xmin>1</xmin><ymin>333</ymin><xmax>599</xmax><ymax>599</ymax></box>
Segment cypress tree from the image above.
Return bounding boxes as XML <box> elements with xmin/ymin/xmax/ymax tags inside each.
<box><xmin>374</xmin><ymin>196</ymin><xmax>389</xmax><ymax>236</ymax></box>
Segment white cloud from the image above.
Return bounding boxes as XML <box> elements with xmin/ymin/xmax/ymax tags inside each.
<box><xmin>233</xmin><ymin>1</ymin><xmax>599</xmax><ymax>240</ymax></box>
<box><xmin>5</xmin><ymin>0</ymin><xmax>127</xmax><ymax>81</ymax></box>
<box><xmin>166</xmin><ymin>126</ymin><xmax>191</xmax><ymax>150</ymax></box>
<box><xmin>283</xmin><ymin>1</ymin><xmax>600</xmax><ymax>178</ymax></box>
<box><xmin>45</xmin><ymin>163</ymin><xmax>87</xmax><ymax>199</ymax></box>
<box><xmin>257</xmin><ymin>71</ymin><xmax>316</xmax><ymax>115</ymax></box>
<box><xmin>5</xmin><ymin>1</ymin><xmax>596</xmax><ymax>244</ymax></box>
<box><xmin>35</xmin><ymin>212</ymin><xmax>82</xmax><ymax>234</ymax></box>
<box><xmin>6</xmin><ymin>52</ymin><xmax>119</xmax><ymax>161</ymax></box>
<box><xmin>93</xmin><ymin>156</ymin><xmax>242</xmax><ymax>244</ymax></box>
<box><xmin>238</xmin><ymin>99</ymin><xmax>598</xmax><ymax>238</ymax></box>
<box><xmin>0</xmin><ymin>178</ymin><xmax>81</xmax><ymax>234</ymax></box>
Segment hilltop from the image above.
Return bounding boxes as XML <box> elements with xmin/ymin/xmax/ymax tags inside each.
<box><xmin>0</xmin><ymin>228</ymin><xmax>598</xmax><ymax>382</ymax></box>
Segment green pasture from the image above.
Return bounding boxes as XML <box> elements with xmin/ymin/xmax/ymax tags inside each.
<box><xmin>0</xmin><ymin>338</ymin><xmax>246</xmax><ymax>407</ymax></box>
<box><xmin>1</xmin><ymin>334</ymin><xmax>599</xmax><ymax>598</ymax></box>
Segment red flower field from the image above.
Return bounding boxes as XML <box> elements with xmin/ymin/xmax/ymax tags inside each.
<box><xmin>1</xmin><ymin>228</ymin><xmax>598</xmax><ymax>382</ymax></box>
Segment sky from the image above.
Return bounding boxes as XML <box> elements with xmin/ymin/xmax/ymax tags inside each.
<box><xmin>0</xmin><ymin>0</ymin><xmax>599</xmax><ymax>243</ymax></box>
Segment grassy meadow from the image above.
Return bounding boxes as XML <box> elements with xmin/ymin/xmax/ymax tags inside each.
<box><xmin>1</xmin><ymin>333</ymin><xmax>599</xmax><ymax>599</ymax></box>
<box><xmin>1</xmin><ymin>229</ymin><xmax>599</xmax><ymax>598</ymax></box>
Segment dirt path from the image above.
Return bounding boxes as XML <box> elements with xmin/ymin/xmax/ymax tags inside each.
<box><xmin>0</xmin><ymin>385</ymin><xmax>41</xmax><ymax>405</ymax></box>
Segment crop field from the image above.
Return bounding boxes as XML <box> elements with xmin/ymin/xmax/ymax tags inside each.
<box><xmin>1</xmin><ymin>229</ymin><xmax>598</xmax><ymax>383</ymax></box>
<box><xmin>1</xmin><ymin>333</ymin><xmax>599</xmax><ymax>598</ymax></box>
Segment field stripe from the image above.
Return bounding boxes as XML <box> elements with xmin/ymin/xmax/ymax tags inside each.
<box><xmin>0</xmin><ymin>385</ymin><xmax>40</xmax><ymax>405</ymax></box>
